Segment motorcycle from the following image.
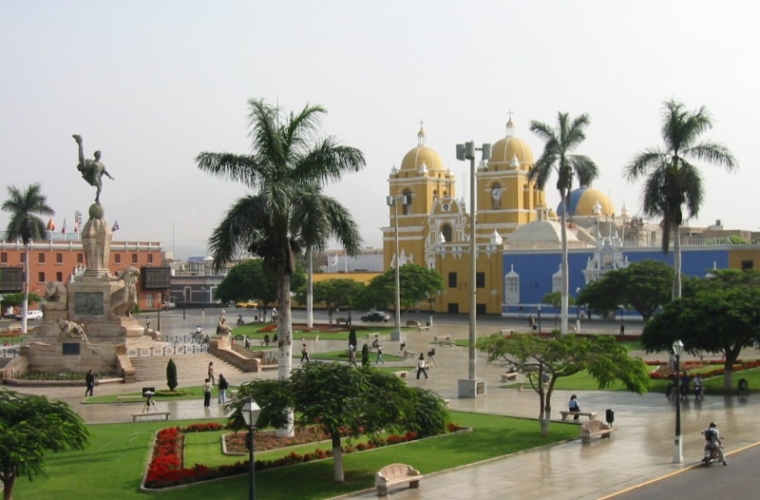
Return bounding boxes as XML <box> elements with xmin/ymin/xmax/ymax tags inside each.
<box><xmin>702</xmin><ymin>441</ymin><xmax>725</xmax><ymax>466</ymax></box>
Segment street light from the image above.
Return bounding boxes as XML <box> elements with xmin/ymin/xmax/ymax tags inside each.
<box><xmin>575</xmin><ymin>287</ymin><xmax>581</xmax><ymax>333</ymax></box>
<box><xmin>386</xmin><ymin>194</ymin><xmax>410</xmax><ymax>342</ymax></box>
<box><xmin>242</xmin><ymin>399</ymin><xmax>261</xmax><ymax>500</ymax></box>
<box><xmin>456</xmin><ymin>141</ymin><xmax>491</xmax><ymax>398</ymax></box>
<box><xmin>672</xmin><ymin>339</ymin><xmax>684</xmax><ymax>463</ymax></box>
<box><xmin>537</xmin><ymin>303</ymin><xmax>542</xmax><ymax>333</ymax></box>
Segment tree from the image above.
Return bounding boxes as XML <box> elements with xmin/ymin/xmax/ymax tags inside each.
<box><xmin>348</xmin><ymin>328</ymin><xmax>357</xmax><ymax>349</ymax></box>
<box><xmin>0</xmin><ymin>293</ymin><xmax>42</xmax><ymax>312</ymax></box>
<box><xmin>625</xmin><ymin>100</ymin><xmax>737</xmax><ymax>299</ymax></box>
<box><xmin>294</xmin><ymin>278</ymin><xmax>365</xmax><ymax>324</ymax></box>
<box><xmin>529</xmin><ymin>113</ymin><xmax>599</xmax><ymax>334</ymax></box>
<box><xmin>540</xmin><ymin>291</ymin><xmax>571</xmax><ymax>328</ymax></box>
<box><xmin>229</xmin><ymin>362</ymin><xmax>448</xmax><ymax>482</ymax></box>
<box><xmin>477</xmin><ymin>334</ymin><xmax>648</xmax><ymax>436</ymax></box>
<box><xmin>166</xmin><ymin>359</ymin><xmax>178</xmax><ymax>391</ymax></box>
<box><xmin>357</xmin><ymin>264</ymin><xmax>443</xmax><ymax>312</ymax></box>
<box><xmin>0</xmin><ymin>391</ymin><xmax>88</xmax><ymax>500</ymax></box>
<box><xmin>577</xmin><ymin>260</ymin><xmax>673</xmax><ymax>322</ymax></box>
<box><xmin>215</xmin><ymin>259</ymin><xmax>306</xmax><ymax>314</ymax></box>
<box><xmin>642</xmin><ymin>270</ymin><xmax>760</xmax><ymax>390</ymax></box>
<box><xmin>197</xmin><ymin>99</ymin><xmax>364</xmax><ymax>420</ymax></box>
<box><xmin>2</xmin><ymin>184</ymin><xmax>55</xmax><ymax>335</ymax></box>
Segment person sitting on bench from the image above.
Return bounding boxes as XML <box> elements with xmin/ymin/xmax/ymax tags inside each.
<box><xmin>568</xmin><ymin>394</ymin><xmax>581</xmax><ymax>421</ymax></box>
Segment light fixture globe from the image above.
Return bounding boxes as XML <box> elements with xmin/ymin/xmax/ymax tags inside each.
<box><xmin>672</xmin><ymin>339</ymin><xmax>684</xmax><ymax>357</ymax></box>
<box><xmin>242</xmin><ymin>400</ymin><xmax>261</xmax><ymax>427</ymax></box>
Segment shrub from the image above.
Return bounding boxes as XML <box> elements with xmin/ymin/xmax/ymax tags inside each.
<box><xmin>166</xmin><ymin>359</ymin><xmax>178</xmax><ymax>391</ymax></box>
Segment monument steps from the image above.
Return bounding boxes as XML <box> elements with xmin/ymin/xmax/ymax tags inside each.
<box><xmin>130</xmin><ymin>352</ymin><xmax>244</xmax><ymax>383</ymax></box>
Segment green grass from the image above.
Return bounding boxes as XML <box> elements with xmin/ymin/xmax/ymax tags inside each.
<box><xmin>14</xmin><ymin>412</ymin><xmax>578</xmax><ymax>500</ymax></box>
<box><xmin>307</xmin><ymin>350</ymin><xmax>404</xmax><ymax>363</ymax></box>
<box><xmin>232</xmin><ymin>324</ymin><xmax>404</xmax><ymax>341</ymax></box>
<box><xmin>85</xmin><ymin>385</ymin><xmax>238</xmax><ymax>404</ymax></box>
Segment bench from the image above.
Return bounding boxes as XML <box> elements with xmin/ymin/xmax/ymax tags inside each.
<box><xmin>367</xmin><ymin>332</ymin><xmax>380</xmax><ymax>341</ymax></box>
<box><xmin>117</xmin><ymin>395</ymin><xmax>145</xmax><ymax>404</ymax></box>
<box><xmin>405</xmin><ymin>320</ymin><xmax>420</xmax><ymax>328</ymax></box>
<box><xmin>132</xmin><ymin>411</ymin><xmax>171</xmax><ymax>422</ymax></box>
<box><xmin>580</xmin><ymin>419</ymin><xmax>613</xmax><ymax>444</ymax></box>
<box><xmin>501</xmin><ymin>372</ymin><xmax>518</xmax><ymax>383</ymax></box>
<box><xmin>560</xmin><ymin>410</ymin><xmax>597</xmax><ymax>421</ymax></box>
<box><xmin>375</xmin><ymin>463</ymin><xmax>423</xmax><ymax>497</ymax></box>
<box><xmin>335</xmin><ymin>317</ymin><xmax>348</xmax><ymax>325</ymax></box>
<box><xmin>433</xmin><ymin>335</ymin><xmax>450</xmax><ymax>343</ymax></box>
<box><xmin>392</xmin><ymin>370</ymin><xmax>408</xmax><ymax>379</ymax></box>
<box><xmin>402</xmin><ymin>350</ymin><xmax>417</xmax><ymax>359</ymax></box>
<box><xmin>500</xmin><ymin>329</ymin><xmax>516</xmax><ymax>335</ymax></box>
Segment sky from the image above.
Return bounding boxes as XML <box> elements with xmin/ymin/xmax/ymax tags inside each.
<box><xmin>2</xmin><ymin>1</ymin><xmax>759</xmax><ymax>259</ymax></box>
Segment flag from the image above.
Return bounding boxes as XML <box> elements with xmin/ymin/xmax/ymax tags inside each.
<box><xmin>112</xmin><ymin>220</ymin><xmax>120</xmax><ymax>231</ymax></box>
<box><xmin>61</xmin><ymin>218</ymin><xmax>67</xmax><ymax>234</ymax></box>
<box><xmin>331</xmin><ymin>253</ymin><xmax>339</xmax><ymax>268</ymax></box>
<box><xmin>46</xmin><ymin>218</ymin><xmax>55</xmax><ymax>231</ymax></box>
<box><xmin>74</xmin><ymin>211</ymin><xmax>82</xmax><ymax>233</ymax></box>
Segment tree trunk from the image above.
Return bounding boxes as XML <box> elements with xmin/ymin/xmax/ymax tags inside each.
<box><xmin>673</xmin><ymin>226</ymin><xmax>682</xmax><ymax>299</ymax></box>
<box><xmin>4</xmin><ymin>474</ymin><xmax>15</xmax><ymax>500</ymax></box>
<box><xmin>559</xmin><ymin>193</ymin><xmax>569</xmax><ymax>335</ymax></box>
<box><xmin>21</xmin><ymin>246</ymin><xmax>29</xmax><ymax>335</ymax></box>
<box><xmin>332</xmin><ymin>432</ymin><xmax>344</xmax><ymax>482</ymax></box>
<box><xmin>275</xmin><ymin>265</ymin><xmax>294</xmax><ymax>438</ymax></box>
<box><xmin>306</xmin><ymin>247</ymin><xmax>314</xmax><ymax>328</ymax></box>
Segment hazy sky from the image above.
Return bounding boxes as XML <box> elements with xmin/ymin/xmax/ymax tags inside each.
<box><xmin>2</xmin><ymin>1</ymin><xmax>758</xmax><ymax>259</ymax></box>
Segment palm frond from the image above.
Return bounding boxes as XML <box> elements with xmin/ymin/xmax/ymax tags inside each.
<box><xmin>685</xmin><ymin>142</ymin><xmax>737</xmax><ymax>170</ymax></box>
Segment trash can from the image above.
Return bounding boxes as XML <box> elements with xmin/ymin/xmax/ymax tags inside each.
<box><xmin>605</xmin><ymin>408</ymin><xmax>615</xmax><ymax>426</ymax></box>
<box><xmin>738</xmin><ymin>378</ymin><xmax>749</xmax><ymax>392</ymax></box>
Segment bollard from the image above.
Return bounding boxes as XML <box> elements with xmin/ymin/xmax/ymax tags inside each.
<box><xmin>605</xmin><ymin>408</ymin><xmax>615</xmax><ymax>426</ymax></box>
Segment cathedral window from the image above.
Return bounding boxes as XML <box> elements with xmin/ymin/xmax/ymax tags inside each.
<box><xmin>504</xmin><ymin>265</ymin><xmax>520</xmax><ymax>304</ymax></box>
<box><xmin>441</xmin><ymin>224</ymin><xmax>452</xmax><ymax>243</ymax></box>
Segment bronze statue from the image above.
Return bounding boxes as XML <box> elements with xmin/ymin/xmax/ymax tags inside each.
<box><xmin>73</xmin><ymin>134</ymin><xmax>115</xmax><ymax>203</ymax></box>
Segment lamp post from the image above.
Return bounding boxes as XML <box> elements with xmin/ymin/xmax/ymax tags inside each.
<box><xmin>242</xmin><ymin>399</ymin><xmax>261</xmax><ymax>500</ymax></box>
<box><xmin>537</xmin><ymin>303</ymin><xmax>542</xmax><ymax>333</ymax></box>
<box><xmin>575</xmin><ymin>287</ymin><xmax>581</xmax><ymax>333</ymax></box>
<box><xmin>672</xmin><ymin>339</ymin><xmax>684</xmax><ymax>463</ymax></box>
<box><xmin>386</xmin><ymin>194</ymin><xmax>409</xmax><ymax>342</ymax></box>
<box><xmin>456</xmin><ymin>141</ymin><xmax>491</xmax><ymax>398</ymax></box>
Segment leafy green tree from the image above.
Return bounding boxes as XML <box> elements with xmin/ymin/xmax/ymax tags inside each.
<box><xmin>216</xmin><ymin>260</ymin><xmax>306</xmax><ymax>316</ymax></box>
<box><xmin>0</xmin><ymin>391</ymin><xmax>89</xmax><ymax>500</ymax></box>
<box><xmin>477</xmin><ymin>334</ymin><xmax>648</xmax><ymax>436</ymax></box>
<box><xmin>625</xmin><ymin>100</ymin><xmax>737</xmax><ymax>299</ymax></box>
<box><xmin>357</xmin><ymin>264</ymin><xmax>443</xmax><ymax>312</ymax></box>
<box><xmin>197</xmin><ymin>98</ymin><xmax>364</xmax><ymax>414</ymax></box>
<box><xmin>540</xmin><ymin>291</ymin><xmax>574</xmax><ymax>328</ymax></box>
<box><xmin>577</xmin><ymin>260</ymin><xmax>673</xmax><ymax>322</ymax></box>
<box><xmin>166</xmin><ymin>359</ymin><xmax>178</xmax><ymax>391</ymax></box>
<box><xmin>0</xmin><ymin>293</ymin><xmax>42</xmax><ymax>311</ymax></box>
<box><xmin>529</xmin><ymin>113</ymin><xmax>598</xmax><ymax>334</ymax></box>
<box><xmin>2</xmin><ymin>184</ymin><xmax>55</xmax><ymax>335</ymax></box>
<box><xmin>642</xmin><ymin>270</ymin><xmax>760</xmax><ymax>390</ymax></box>
<box><xmin>295</xmin><ymin>278</ymin><xmax>365</xmax><ymax>324</ymax></box>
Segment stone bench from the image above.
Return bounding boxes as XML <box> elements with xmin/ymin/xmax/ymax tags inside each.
<box><xmin>392</xmin><ymin>370</ymin><xmax>408</xmax><ymax>379</ymax></box>
<box><xmin>132</xmin><ymin>411</ymin><xmax>171</xmax><ymax>422</ymax></box>
<box><xmin>117</xmin><ymin>395</ymin><xmax>145</xmax><ymax>404</ymax></box>
<box><xmin>375</xmin><ymin>463</ymin><xmax>423</xmax><ymax>497</ymax></box>
<box><xmin>501</xmin><ymin>372</ymin><xmax>518</xmax><ymax>383</ymax></box>
<box><xmin>433</xmin><ymin>335</ymin><xmax>450</xmax><ymax>343</ymax></box>
<box><xmin>367</xmin><ymin>332</ymin><xmax>380</xmax><ymax>341</ymax></box>
<box><xmin>560</xmin><ymin>410</ymin><xmax>597</xmax><ymax>421</ymax></box>
<box><xmin>335</xmin><ymin>317</ymin><xmax>348</xmax><ymax>325</ymax></box>
<box><xmin>580</xmin><ymin>419</ymin><xmax>614</xmax><ymax>444</ymax></box>
<box><xmin>405</xmin><ymin>320</ymin><xmax>421</xmax><ymax>328</ymax></box>
<box><xmin>402</xmin><ymin>350</ymin><xmax>417</xmax><ymax>359</ymax></box>
<box><xmin>500</xmin><ymin>329</ymin><xmax>516</xmax><ymax>335</ymax></box>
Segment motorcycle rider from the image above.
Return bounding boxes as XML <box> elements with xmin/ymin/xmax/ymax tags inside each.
<box><xmin>701</xmin><ymin>422</ymin><xmax>727</xmax><ymax>465</ymax></box>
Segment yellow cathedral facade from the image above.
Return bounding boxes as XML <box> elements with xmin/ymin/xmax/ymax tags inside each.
<box><xmin>382</xmin><ymin>119</ymin><xmax>548</xmax><ymax>315</ymax></box>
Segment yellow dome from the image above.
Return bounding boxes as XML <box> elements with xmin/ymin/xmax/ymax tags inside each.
<box><xmin>558</xmin><ymin>187</ymin><xmax>616</xmax><ymax>217</ymax></box>
<box><xmin>399</xmin><ymin>124</ymin><xmax>445</xmax><ymax>172</ymax></box>
<box><xmin>489</xmin><ymin>136</ymin><xmax>534</xmax><ymax>167</ymax></box>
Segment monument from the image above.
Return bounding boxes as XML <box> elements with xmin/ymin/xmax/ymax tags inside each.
<box><xmin>22</xmin><ymin>136</ymin><xmax>152</xmax><ymax>376</ymax></box>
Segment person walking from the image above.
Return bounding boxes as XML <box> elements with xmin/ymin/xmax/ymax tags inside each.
<box><xmin>85</xmin><ymin>369</ymin><xmax>95</xmax><ymax>397</ymax></box>
<box><xmin>376</xmin><ymin>344</ymin><xmax>385</xmax><ymax>364</ymax></box>
<box><xmin>416</xmin><ymin>353</ymin><xmax>428</xmax><ymax>379</ymax></box>
<box><xmin>619</xmin><ymin>319</ymin><xmax>625</xmax><ymax>336</ymax></box>
<box><xmin>217</xmin><ymin>374</ymin><xmax>229</xmax><ymax>404</ymax></box>
<box><xmin>348</xmin><ymin>344</ymin><xmax>358</xmax><ymax>367</ymax></box>
<box><xmin>203</xmin><ymin>378</ymin><xmax>212</xmax><ymax>408</ymax></box>
<box><xmin>207</xmin><ymin>362</ymin><xmax>215</xmax><ymax>385</ymax></box>
<box><xmin>244</xmin><ymin>336</ymin><xmax>251</xmax><ymax>350</ymax></box>
<box><xmin>301</xmin><ymin>343</ymin><xmax>310</xmax><ymax>363</ymax></box>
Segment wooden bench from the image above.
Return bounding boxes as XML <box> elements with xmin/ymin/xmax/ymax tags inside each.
<box><xmin>580</xmin><ymin>419</ymin><xmax>613</xmax><ymax>444</ymax></box>
<box><xmin>132</xmin><ymin>411</ymin><xmax>171</xmax><ymax>422</ymax></box>
<box><xmin>433</xmin><ymin>335</ymin><xmax>450</xmax><ymax>343</ymax></box>
<box><xmin>375</xmin><ymin>463</ymin><xmax>423</xmax><ymax>497</ymax></box>
<box><xmin>560</xmin><ymin>410</ymin><xmax>597</xmax><ymax>421</ymax></box>
<box><xmin>117</xmin><ymin>395</ymin><xmax>145</xmax><ymax>404</ymax></box>
<box><xmin>335</xmin><ymin>317</ymin><xmax>348</xmax><ymax>325</ymax></box>
<box><xmin>501</xmin><ymin>372</ymin><xmax>518</xmax><ymax>383</ymax></box>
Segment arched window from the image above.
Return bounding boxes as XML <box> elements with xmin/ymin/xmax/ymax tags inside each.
<box><xmin>441</xmin><ymin>224</ymin><xmax>452</xmax><ymax>243</ymax></box>
<box><xmin>402</xmin><ymin>189</ymin><xmax>413</xmax><ymax>215</ymax></box>
<box><xmin>504</xmin><ymin>264</ymin><xmax>520</xmax><ymax>304</ymax></box>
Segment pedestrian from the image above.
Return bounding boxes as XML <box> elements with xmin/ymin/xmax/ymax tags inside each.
<box><xmin>301</xmin><ymin>343</ymin><xmax>310</xmax><ymax>363</ymax></box>
<box><xmin>203</xmin><ymin>378</ymin><xmax>212</xmax><ymax>408</ymax></box>
<box><xmin>85</xmin><ymin>369</ymin><xmax>95</xmax><ymax>397</ymax></box>
<box><xmin>263</xmin><ymin>334</ymin><xmax>270</xmax><ymax>346</ymax></box>
<box><xmin>416</xmin><ymin>353</ymin><xmax>428</xmax><ymax>379</ymax></box>
<box><xmin>146</xmin><ymin>318</ymin><xmax>151</xmax><ymax>330</ymax></box>
<box><xmin>217</xmin><ymin>374</ymin><xmax>229</xmax><ymax>404</ymax></box>
<box><xmin>244</xmin><ymin>336</ymin><xmax>251</xmax><ymax>349</ymax></box>
<box><xmin>347</xmin><ymin>311</ymin><xmax>352</xmax><ymax>326</ymax></box>
<box><xmin>619</xmin><ymin>320</ymin><xmax>625</xmax><ymax>336</ymax></box>
<box><xmin>376</xmin><ymin>344</ymin><xmax>385</xmax><ymax>364</ymax></box>
<box><xmin>207</xmin><ymin>362</ymin><xmax>215</xmax><ymax>385</ymax></box>
<box><xmin>271</xmin><ymin>307</ymin><xmax>277</xmax><ymax>322</ymax></box>
<box><xmin>349</xmin><ymin>344</ymin><xmax>358</xmax><ymax>367</ymax></box>
<box><xmin>568</xmin><ymin>394</ymin><xmax>581</xmax><ymax>420</ymax></box>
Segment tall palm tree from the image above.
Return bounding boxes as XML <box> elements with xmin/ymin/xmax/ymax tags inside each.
<box><xmin>2</xmin><ymin>184</ymin><xmax>55</xmax><ymax>334</ymax></box>
<box><xmin>196</xmin><ymin>98</ymin><xmax>365</xmax><ymax>423</ymax></box>
<box><xmin>529</xmin><ymin>112</ymin><xmax>598</xmax><ymax>335</ymax></box>
<box><xmin>625</xmin><ymin>100</ymin><xmax>737</xmax><ymax>298</ymax></box>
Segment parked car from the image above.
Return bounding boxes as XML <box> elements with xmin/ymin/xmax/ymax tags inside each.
<box><xmin>361</xmin><ymin>311</ymin><xmax>390</xmax><ymax>322</ymax></box>
<box><xmin>162</xmin><ymin>301</ymin><xmax>176</xmax><ymax>310</ymax></box>
<box><xmin>15</xmin><ymin>309</ymin><xmax>43</xmax><ymax>321</ymax></box>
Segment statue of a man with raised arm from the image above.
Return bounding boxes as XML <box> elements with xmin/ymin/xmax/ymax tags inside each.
<box><xmin>73</xmin><ymin>134</ymin><xmax>115</xmax><ymax>203</ymax></box>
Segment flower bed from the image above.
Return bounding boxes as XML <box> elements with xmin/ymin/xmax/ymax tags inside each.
<box><xmin>645</xmin><ymin>359</ymin><xmax>760</xmax><ymax>379</ymax></box>
<box><xmin>143</xmin><ymin>422</ymin><xmax>464</xmax><ymax>489</ymax></box>
<box><xmin>258</xmin><ymin>323</ymin><xmax>370</xmax><ymax>334</ymax></box>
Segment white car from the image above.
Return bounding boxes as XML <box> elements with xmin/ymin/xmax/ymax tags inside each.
<box><xmin>15</xmin><ymin>310</ymin><xmax>43</xmax><ymax>321</ymax></box>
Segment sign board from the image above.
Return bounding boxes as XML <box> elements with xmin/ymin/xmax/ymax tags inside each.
<box><xmin>141</xmin><ymin>266</ymin><xmax>171</xmax><ymax>290</ymax></box>
<box><xmin>0</xmin><ymin>267</ymin><xmax>24</xmax><ymax>293</ymax></box>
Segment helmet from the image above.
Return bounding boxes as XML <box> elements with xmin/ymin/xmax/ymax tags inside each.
<box><xmin>709</xmin><ymin>422</ymin><xmax>716</xmax><ymax>428</ymax></box>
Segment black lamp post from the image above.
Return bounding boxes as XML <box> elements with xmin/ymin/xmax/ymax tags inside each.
<box><xmin>537</xmin><ymin>304</ymin><xmax>542</xmax><ymax>333</ymax></box>
<box><xmin>242</xmin><ymin>399</ymin><xmax>261</xmax><ymax>500</ymax></box>
<box><xmin>672</xmin><ymin>339</ymin><xmax>684</xmax><ymax>463</ymax></box>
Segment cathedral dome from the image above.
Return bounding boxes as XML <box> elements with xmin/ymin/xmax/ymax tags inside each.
<box><xmin>399</xmin><ymin>125</ymin><xmax>445</xmax><ymax>172</ymax></box>
<box><xmin>557</xmin><ymin>187</ymin><xmax>616</xmax><ymax>217</ymax></box>
<box><xmin>488</xmin><ymin>119</ymin><xmax>534</xmax><ymax>168</ymax></box>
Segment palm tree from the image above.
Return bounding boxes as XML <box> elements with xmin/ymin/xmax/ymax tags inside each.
<box><xmin>2</xmin><ymin>184</ymin><xmax>55</xmax><ymax>334</ymax></box>
<box><xmin>625</xmin><ymin>100</ymin><xmax>737</xmax><ymax>298</ymax></box>
<box><xmin>196</xmin><ymin>98</ymin><xmax>365</xmax><ymax>427</ymax></box>
<box><xmin>529</xmin><ymin>112</ymin><xmax>598</xmax><ymax>335</ymax></box>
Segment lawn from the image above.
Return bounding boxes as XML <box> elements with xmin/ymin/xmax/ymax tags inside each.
<box><xmin>13</xmin><ymin>412</ymin><xmax>578</xmax><ymax>500</ymax></box>
<box><xmin>306</xmin><ymin>350</ymin><xmax>404</xmax><ymax>363</ymax></box>
<box><xmin>85</xmin><ymin>385</ymin><xmax>238</xmax><ymax>404</ymax></box>
<box><xmin>231</xmin><ymin>324</ymin><xmax>403</xmax><ymax>341</ymax></box>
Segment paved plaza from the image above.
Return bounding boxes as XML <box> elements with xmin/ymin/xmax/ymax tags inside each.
<box><xmin>14</xmin><ymin>311</ymin><xmax>760</xmax><ymax>500</ymax></box>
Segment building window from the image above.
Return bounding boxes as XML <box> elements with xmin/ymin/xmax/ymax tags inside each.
<box><xmin>56</xmin><ymin>272</ymin><xmax>63</xmax><ymax>282</ymax></box>
<box><xmin>38</xmin><ymin>253</ymin><xmax>45</xmax><ymax>264</ymax></box>
<box><xmin>448</xmin><ymin>272</ymin><xmax>457</xmax><ymax>288</ymax></box>
<box><xmin>115</xmin><ymin>254</ymin><xmax>121</xmax><ymax>264</ymax></box>
<box><xmin>77</xmin><ymin>253</ymin><xmax>84</xmax><ymax>264</ymax></box>
<box><xmin>146</xmin><ymin>294</ymin><xmax>154</xmax><ymax>308</ymax></box>
<box><xmin>38</xmin><ymin>272</ymin><xmax>45</xmax><ymax>283</ymax></box>
<box><xmin>147</xmin><ymin>254</ymin><xmax>154</xmax><ymax>264</ymax></box>
<box><xmin>402</xmin><ymin>190</ymin><xmax>413</xmax><ymax>215</ymax></box>
<box><xmin>56</xmin><ymin>253</ymin><xmax>63</xmax><ymax>264</ymax></box>
<box><xmin>0</xmin><ymin>253</ymin><xmax>6</xmax><ymax>264</ymax></box>
<box><xmin>742</xmin><ymin>260</ymin><xmax>754</xmax><ymax>270</ymax></box>
<box><xmin>132</xmin><ymin>254</ymin><xmax>138</xmax><ymax>264</ymax></box>
<box><xmin>504</xmin><ymin>275</ymin><xmax>520</xmax><ymax>305</ymax></box>
<box><xmin>441</xmin><ymin>224</ymin><xmax>452</xmax><ymax>243</ymax></box>
<box><xmin>476</xmin><ymin>272</ymin><xmax>485</xmax><ymax>288</ymax></box>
